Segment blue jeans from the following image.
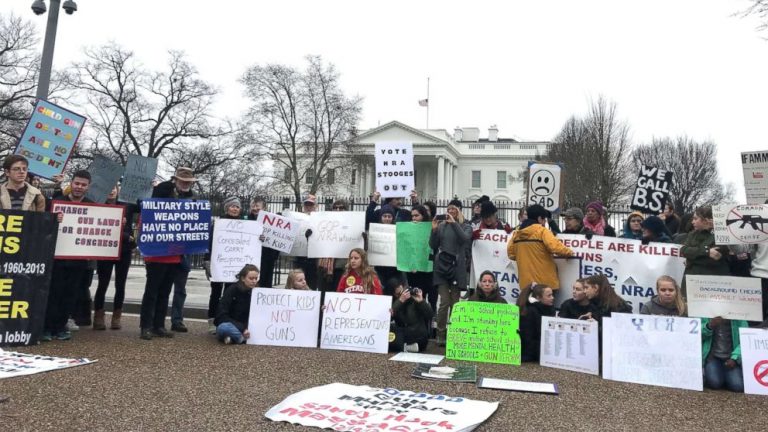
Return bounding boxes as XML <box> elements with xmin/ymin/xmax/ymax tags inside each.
<box><xmin>216</xmin><ymin>322</ymin><xmax>244</xmax><ymax>344</ymax></box>
<box><xmin>704</xmin><ymin>357</ymin><xmax>744</xmax><ymax>392</ymax></box>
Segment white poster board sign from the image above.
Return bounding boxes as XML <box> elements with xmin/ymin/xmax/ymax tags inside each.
<box><xmin>52</xmin><ymin>201</ymin><xmax>124</xmax><ymax>260</ymax></box>
<box><xmin>527</xmin><ymin>162</ymin><xmax>562</xmax><ymax>213</ymax></box>
<box><xmin>375</xmin><ymin>141</ymin><xmax>414</xmax><ymax>199</ymax></box>
<box><xmin>247</xmin><ymin>288</ymin><xmax>321</xmax><ymax>348</ymax></box>
<box><xmin>307</xmin><ymin>211</ymin><xmax>365</xmax><ymax>259</ymax></box>
<box><xmin>471</xmin><ymin>229</ymin><xmax>520</xmax><ymax>303</ymax></box>
<box><xmin>367</xmin><ymin>223</ymin><xmax>396</xmax><ymax>267</ymax></box>
<box><xmin>686</xmin><ymin>275</ymin><xmax>763</xmax><ymax>322</ymax></box>
<box><xmin>256</xmin><ymin>211</ymin><xmax>301</xmax><ymax>254</ymax></box>
<box><xmin>281</xmin><ymin>211</ymin><xmax>310</xmax><ymax>257</ymax></box>
<box><xmin>604</xmin><ymin>313</ymin><xmax>703</xmax><ymax>391</ymax></box>
<box><xmin>210</xmin><ymin>219</ymin><xmax>263</xmax><ymax>283</ymax></box>
<box><xmin>742</xmin><ymin>150</ymin><xmax>768</xmax><ymax>205</ymax></box>
<box><xmin>0</xmin><ymin>350</ymin><xmax>96</xmax><ymax>379</ymax></box>
<box><xmin>713</xmin><ymin>204</ymin><xmax>768</xmax><ymax>245</ymax></box>
<box><xmin>320</xmin><ymin>292</ymin><xmax>390</xmax><ymax>354</ymax></box>
<box><xmin>540</xmin><ymin>316</ymin><xmax>599</xmax><ymax>375</ymax></box>
<box><xmin>739</xmin><ymin>327</ymin><xmax>768</xmax><ymax>396</ymax></box>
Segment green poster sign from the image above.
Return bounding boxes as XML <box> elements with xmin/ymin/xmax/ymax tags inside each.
<box><xmin>446</xmin><ymin>302</ymin><xmax>521</xmax><ymax>365</ymax></box>
<box><xmin>396</xmin><ymin>222</ymin><xmax>433</xmax><ymax>272</ymax></box>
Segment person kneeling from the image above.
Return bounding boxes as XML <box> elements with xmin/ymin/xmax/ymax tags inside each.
<box><xmin>215</xmin><ymin>264</ymin><xmax>259</xmax><ymax>345</ymax></box>
<box><xmin>702</xmin><ymin>316</ymin><xmax>747</xmax><ymax>392</ymax></box>
<box><xmin>387</xmin><ymin>279</ymin><xmax>433</xmax><ymax>353</ymax></box>
<box><xmin>518</xmin><ymin>283</ymin><xmax>556</xmax><ymax>362</ymax></box>
<box><xmin>469</xmin><ymin>271</ymin><xmax>507</xmax><ymax>303</ymax></box>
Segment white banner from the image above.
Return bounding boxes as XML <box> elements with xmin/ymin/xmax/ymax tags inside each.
<box><xmin>210</xmin><ymin>219</ymin><xmax>263</xmax><ymax>283</ymax></box>
<box><xmin>282</xmin><ymin>211</ymin><xmax>311</xmax><ymax>257</ymax></box>
<box><xmin>713</xmin><ymin>204</ymin><xmax>768</xmax><ymax>245</ymax></box>
<box><xmin>739</xmin><ymin>327</ymin><xmax>768</xmax><ymax>396</ymax></box>
<box><xmin>0</xmin><ymin>349</ymin><xmax>96</xmax><ymax>379</ymax></box>
<box><xmin>375</xmin><ymin>141</ymin><xmax>414</xmax><ymax>199</ymax></box>
<box><xmin>247</xmin><ymin>288</ymin><xmax>321</xmax><ymax>348</ymax></box>
<box><xmin>603</xmin><ymin>313</ymin><xmax>703</xmax><ymax>391</ymax></box>
<box><xmin>742</xmin><ymin>151</ymin><xmax>768</xmax><ymax>205</ymax></box>
<box><xmin>540</xmin><ymin>316</ymin><xmax>599</xmax><ymax>375</ymax></box>
<box><xmin>527</xmin><ymin>162</ymin><xmax>562</xmax><ymax>212</ymax></box>
<box><xmin>686</xmin><ymin>275</ymin><xmax>763</xmax><ymax>322</ymax></box>
<box><xmin>307</xmin><ymin>211</ymin><xmax>365</xmax><ymax>259</ymax></box>
<box><xmin>265</xmin><ymin>383</ymin><xmax>499</xmax><ymax>432</ymax></box>
<box><xmin>256</xmin><ymin>211</ymin><xmax>301</xmax><ymax>254</ymax></box>
<box><xmin>555</xmin><ymin>234</ymin><xmax>685</xmax><ymax>313</ymax></box>
<box><xmin>52</xmin><ymin>201</ymin><xmax>124</xmax><ymax>260</ymax></box>
<box><xmin>320</xmin><ymin>292</ymin><xmax>390</xmax><ymax>354</ymax></box>
<box><xmin>367</xmin><ymin>223</ymin><xmax>397</xmax><ymax>267</ymax></box>
<box><xmin>471</xmin><ymin>229</ymin><xmax>520</xmax><ymax>303</ymax></box>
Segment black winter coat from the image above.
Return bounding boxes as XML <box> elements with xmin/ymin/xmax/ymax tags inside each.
<box><xmin>519</xmin><ymin>301</ymin><xmax>556</xmax><ymax>362</ymax></box>
<box><xmin>214</xmin><ymin>282</ymin><xmax>253</xmax><ymax>332</ymax></box>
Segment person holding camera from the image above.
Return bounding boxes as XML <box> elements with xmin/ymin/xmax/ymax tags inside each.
<box><xmin>386</xmin><ymin>279</ymin><xmax>433</xmax><ymax>353</ymax></box>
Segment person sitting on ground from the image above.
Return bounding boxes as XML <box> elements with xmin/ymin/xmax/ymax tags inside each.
<box><xmin>215</xmin><ymin>264</ymin><xmax>260</xmax><ymax>345</ymax></box>
<box><xmin>584</xmin><ymin>274</ymin><xmax>632</xmax><ymax>322</ymax></box>
<box><xmin>469</xmin><ymin>271</ymin><xmax>507</xmax><ymax>304</ymax></box>
<box><xmin>558</xmin><ymin>278</ymin><xmax>596</xmax><ymax>320</ymax></box>
<box><xmin>336</xmin><ymin>248</ymin><xmax>382</xmax><ymax>295</ymax></box>
<box><xmin>284</xmin><ymin>269</ymin><xmax>310</xmax><ymax>290</ymax></box>
<box><xmin>701</xmin><ymin>316</ymin><xmax>747</xmax><ymax>392</ymax></box>
<box><xmin>641</xmin><ymin>275</ymin><xmax>686</xmax><ymax>316</ymax></box>
<box><xmin>641</xmin><ymin>215</ymin><xmax>672</xmax><ymax>244</ymax></box>
<box><xmin>387</xmin><ymin>278</ymin><xmax>433</xmax><ymax>353</ymax></box>
<box><xmin>518</xmin><ymin>283</ymin><xmax>556</xmax><ymax>362</ymax></box>
<box><xmin>583</xmin><ymin>201</ymin><xmax>617</xmax><ymax>237</ymax></box>
<box><xmin>620</xmin><ymin>211</ymin><xmax>644</xmax><ymax>240</ymax></box>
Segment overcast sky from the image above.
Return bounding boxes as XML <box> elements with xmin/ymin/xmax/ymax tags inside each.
<box><xmin>8</xmin><ymin>0</ymin><xmax>768</xmax><ymax>201</ymax></box>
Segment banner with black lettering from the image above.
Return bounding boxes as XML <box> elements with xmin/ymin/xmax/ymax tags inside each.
<box><xmin>375</xmin><ymin>141</ymin><xmax>414</xmax><ymax>199</ymax></box>
<box><xmin>0</xmin><ymin>210</ymin><xmax>57</xmax><ymax>347</ymax></box>
<box><xmin>630</xmin><ymin>165</ymin><xmax>673</xmax><ymax>215</ymax></box>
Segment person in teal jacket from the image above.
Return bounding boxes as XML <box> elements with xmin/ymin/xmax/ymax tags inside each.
<box><xmin>701</xmin><ymin>316</ymin><xmax>747</xmax><ymax>392</ymax></box>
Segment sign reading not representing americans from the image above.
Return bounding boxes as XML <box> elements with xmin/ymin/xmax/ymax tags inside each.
<box><xmin>52</xmin><ymin>201</ymin><xmax>124</xmax><ymax>260</ymax></box>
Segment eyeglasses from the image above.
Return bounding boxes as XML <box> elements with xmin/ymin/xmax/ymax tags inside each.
<box><xmin>9</xmin><ymin>167</ymin><xmax>28</xmax><ymax>172</ymax></box>
<box><xmin>333</xmin><ymin>206</ymin><xmax>345</xmax><ymax>210</ymax></box>
<box><xmin>630</xmin><ymin>219</ymin><xmax>642</xmax><ymax>223</ymax></box>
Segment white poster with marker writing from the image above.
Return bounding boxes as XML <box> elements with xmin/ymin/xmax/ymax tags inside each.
<box><xmin>307</xmin><ymin>211</ymin><xmax>365</xmax><ymax>259</ymax></box>
<box><xmin>686</xmin><ymin>275</ymin><xmax>763</xmax><ymax>322</ymax></box>
<box><xmin>375</xmin><ymin>141</ymin><xmax>414</xmax><ymax>199</ymax></box>
<box><xmin>471</xmin><ymin>229</ymin><xmax>520</xmax><ymax>303</ymax></box>
<box><xmin>713</xmin><ymin>204</ymin><xmax>768</xmax><ymax>246</ymax></box>
<box><xmin>320</xmin><ymin>292</ymin><xmax>390</xmax><ymax>354</ymax></box>
<box><xmin>282</xmin><ymin>211</ymin><xmax>311</xmax><ymax>257</ymax></box>
<box><xmin>256</xmin><ymin>211</ymin><xmax>301</xmax><ymax>254</ymax></box>
<box><xmin>210</xmin><ymin>219</ymin><xmax>263</xmax><ymax>283</ymax></box>
<box><xmin>248</xmin><ymin>288</ymin><xmax>321</xmax><ymax>348</ymax></box>
<box><xmin>540</xmin><ymin>316</ymin><xmax>599</xmax><ymax>375</ymax></box>
<box><xmin>527</xmin><ymin>162</ymin><xmax>562</xmax><ymax>213</ymax></box>
<box><xmin>367</xmin><ymin>223</ymin><xmax>397</xmax><ymax>267</ymax></box>
<box><xmin>742</xmin><ymin>151</ymin><xmax>768</xmax><ymax>205</ymax></box>
<box><xmin>739</xmin><ymin>327</ymin><xmax>768</xmax><ymax>396</ymax></box>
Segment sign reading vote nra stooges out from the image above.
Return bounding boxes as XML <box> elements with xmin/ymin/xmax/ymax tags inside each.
<box><xmin>375</xmin><ymin>141</ymin><xmax>414</xmax><ymax>199</ymax></box>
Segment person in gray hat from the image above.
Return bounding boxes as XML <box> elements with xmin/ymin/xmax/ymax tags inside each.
<box><xmin>562</xmin><ymin>207</ymin><xmax>592</xmax><ymax>237</ymax></box>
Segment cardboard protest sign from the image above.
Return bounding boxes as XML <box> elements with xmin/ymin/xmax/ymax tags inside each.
<box><xmin>739</xmin><ymin>327</ymin><xmax>768</xmax><ymax>396</ymax></box>
<box><xmin>603</xmin><ymin>313</ymin><xmax>703</xmax><ymax>391</ymax></box>
<box><xmin>248</xmin><ymin>288</ymin><xmax>321</xmax><ymax>348</ymax></box>
<box><xmin>15</xmin><ymin>100</ymin><xmax>85</xmax><ymax>180</ymax></box>
<box><xmin>367</xmin><ymin>223</ymin><xmax>396</xmax><ymax>267</ymax></box>
<box><xmin>256</xmin><ymin>211</ymin><xmax>301</xmax><ymax>254</ymax></box>
<box><xmin>265</xmin><ymin>383</ymin><xmax>499</xmax><ymax>432</ymax></box>
<box><xmin>307</xmin><ymin>211</ymin><xmax>365</xmax><ymax>259</ymax></box>
<box><xmin>0</xmin><ymin>350</ymin><xmax>96</xmax><ymax>379</ymax></box>
<box><xmin>686</xmin><ymin>275</ymin><xmax>763</xmax><ymax>322</ymax></box>
<box><xmin>138</xmin><ymin>199</ymin><xmax>212</xmax><ymax>257</ymax></box>
<box><xmin>471</xmin><ymin>229</ymin><xmax>520</xmax><ymax>303</ymax></box>
<box><xmin>374</xmin><ymin>141</ymin><xmax>414</xmax><ymax>199</ymax></box>
<box><xmin>446</xmin><ymin>302</ymin><xmax>521</xmax><ymax>365</ymax></box>
<box><xmin>52</xmin><ymin>201</ymin><xmax>124</xmax><ymax>260</ymax></box>
<box><xmin>281</xmin><ymin>211</ymin><xmax>310</xmax><ymax>257</ymax></box>
<box><xmin>713</xmin><ymin>204</ymin><xmax>768</xmax><ymax>245</ymax></box>
<box><xmin>210</xmin><ymin>219</ymin><xmax>263</xmax><ymax>283</ymax></box>
<box><xmin>84</xmin><ymin>155</ymin><xmax>124</xmax><ymax>203</ymax></box>
<box><xmin>630</xmin><ymin>165</ymin><xmax>673</xmax><ymax>215</ymax></box>
<box><xmin>320</xmin><ymin>292</ymin><xmax>390</xmax><ymax>354</ymax></box>
<box><xmin>742</xmin><ymin>151</ymin><xmax>768</xmax><ymax>205</ymax></box>
<box><xmin>540</xmin><ymin>316</ymin><xmax>599</xmax><ymax>375</ymax></box>
<box><xmin>0</xmin><ymin>210</ymin><xmax>57</xmax><ymax>347</ymax></box>
<box><xmin>396</xmin><ymin>222</ymin><xmax>433</xmax><ymax>272</ymax></box>
<box><xmin>555</xmin><ymin>234</ymin><xmax>685</xmax><ymax>313</ymax></box>
<box><xmin>118</xmin><ymin>155</ymin><xmax>158</xmax><ymax>204</ymax></box>
<box><xmin>527</xmin><ymin>162</ymin><xmax>562</xmax><ymax>213</ymax></box>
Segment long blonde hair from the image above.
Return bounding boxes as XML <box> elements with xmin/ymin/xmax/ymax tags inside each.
<box><xmin>285</xmin><ymin>269</ymin><xmax>308</xmax><ymax>290</ymax></box>
<box><xmin>656</xmin><ymin>275</ymin><xmax>686</xmax><ymax>316</ymax></box>
<box><xmin>343</xmin><ymin>248</ymin><xmax>378</xmax><ymax>294</ymax></box>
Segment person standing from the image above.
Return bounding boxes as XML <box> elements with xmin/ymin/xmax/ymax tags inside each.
<box><xmin>0</xmin><ymin>155</ymin><xmax>45</xmax><ymax>211</ymax></box>
<box><xmin>679</xmin><ymin>206</ymin><xmax>730</xmax><ymax>297</ymax></box>
<box><xmin>661</xmin><ymin>203</ymin><xmax>681</xmax><ymax>236</ymax></box>
<box><xmin>582</xmin><ymin>201</ymin><xmax>617</xmax><ymax>237</ymax></box>
<box><xmin>247</xmin><ymin>196</ymin><xmax>280</xmax><ymax>288</ymax></box>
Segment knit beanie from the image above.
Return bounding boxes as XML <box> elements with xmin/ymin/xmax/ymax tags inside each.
<box><xmin>586</xmin><ymin>201</ymin><xmax>604</xmax><ymax>216</ymax></box>
<box><xmin>223</xmin><ymin>196</ymin><xmax>241</xmax><ymax>210</ymax></box>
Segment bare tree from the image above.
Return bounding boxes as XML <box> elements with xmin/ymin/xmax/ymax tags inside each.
<box><xmin>240</xmin><ymin>55</ymin><xmax>362</xmax><ymax>205</ymax></box>
<box><xmin>632</xmin><ymin>136</ymin><xmax>735</xmax><ymax>214</ymax></box>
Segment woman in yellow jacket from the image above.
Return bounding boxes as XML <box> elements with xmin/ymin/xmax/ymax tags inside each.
<box><xmin>508</xmin><ymin>205</ymin><xmax>574</xmax><ymax>290</ymax></box>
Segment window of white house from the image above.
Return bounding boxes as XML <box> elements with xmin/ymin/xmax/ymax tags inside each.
<box><xmin>471</xmin><ymin>170</ymin><xmax>481</xmax><ymax>188</ymax></box>
<box><xmin>351</xmin><ymin>169</ymin><xmax>356</xmax><ymax>185</ymax></box>
<box><xmin>496</xmin><ymin>171</ymin><xmax>507</xmax><ymax>189</ymax></box>
<box><xmin>327</xmin><ymin>168</ymin><xmax>335</xmax><ymax>185</ymax></box>
<box><xmin>306</xmin><ymin>168</ymin><xmax>315</xmax><ymax>185</ymax></box>
<box><xmin>284</xmin><ymin>167</ymin><xmax>291</xmax><ymax>182</ymax></box>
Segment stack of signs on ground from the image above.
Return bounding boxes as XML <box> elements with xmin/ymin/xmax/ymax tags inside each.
<box><xmin>739</xmin><ymin>327</ymin><xmax>768</xmax><ymax>396</ymax></box>
<box><xmin>411</xmin><ymin>364</ymin><xmax>477</xmax><ymax>382</ymax></box>
<box><xmin>527</xmin><ymin>162</ymin><xmax>562</xmax><ymax>213</ymax></box>
<box><xmin>477</xmin><ymin>378</ymin><xmax>558</xmax><ymax>395</ymax></box>
<box><xmin>367</xmin><ymin>223</ymin><xmax>396</xmax><ymax>266</ymax></box>
<box><xmin>602</xmin><ymin>314</ymin><xmax>703</xmax><ymax>391</ymax></box>
<box><xmin>320</xmin><ymin>293</ymin><xmax>390</xmax><ymax>354</ymax></box>
<box><xmin>742</xmin><ymin>150</ymin><xmax>768</xmax><ymax>204</ymax></box>
<box><xmin>630</xmin><ymin>165</ymin><xmax>673</xmax><ymax>215</ymax></box>
<box><xmin>686</xmin><ymin>275</ymin><xmax>763</xmax><ymax>322</ymax></box>
<box><xmin>0</xmin><ymin>350</ymin><xmax>96</xmax><ymax>379</ymax></box>
<box><xmin>118</xmin><ymin>155</ymin><xmax>158</xmax><ymax>204</ymax></box>
<box><xmin>248</xmin><ymin>288</ymin><xmax>320</xmax><ymax>348</ymax></box>
<box><xmin>52</xmin><ymin>201</ymin><xmax>124</xmax><ymax>260</ymax></box>
<box><xmin>138</xmin><ymin>199</ymin><xmax>212</xmax><ymax>256</ymax></box>
<box><xmin>374</xmin><ymin>141</ymin><xmax>414</xmax><ymax>199</ymax></box>
<box><xmin>265</xmin><ymin>383</ymin><xmax>498</xmax><ymax>431</ymax></box>
<box><xmin>255</xmin><ymin>211</ymin><xmax>301</xmax><ymax>254</ymax></box>
<box><xmin>307</xmin><ymin>211</ymin><xmax>365</xmax><ymax>259</ymax></box>
<box><xmin>539</xmin><ymin>316</ymin><xmax>599</xmax><ymax>375</ymax></box>
<box><xmin>84</xmin><ymin>155</ymin><xmax>124</xmax><ymax>203</ymax></box>
<box><xmin>470</xmin><ymin>229</ymin><xmax>520</xmax><ymax>303</ymax></box>
<box><xmin>713</xmin><ymin>204</ymin><xmax>768</xmax><ymax>245</ymax></box>
<box><xmin>446</xmin><ymin>302</ymin><xmax>521</xmax><ymax>365</ymax></box>
<box><xmin>0</xmin><ymin>211</ymin><xmax>57</xmax><ymax>346</ymax></box>
<box><xmin>396</xmin><ymin>222</ymin><xmax>433</xmax><ymax>272</ymax></box>
<box><xmin>210</xmin><ymin>219</ymin><xmax>263</xmax><ymax>283</ymax></box>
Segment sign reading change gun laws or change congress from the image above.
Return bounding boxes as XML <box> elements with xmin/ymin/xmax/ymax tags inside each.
<box><xmin>540</xmin><ymin>316</ymin><xmax>599</xmax><ymax>375</ymax></box>
<box><xmin>248</xmin><ymin>288</ymin><xmax>321</xmax><ymax>348</ymax></box>
<box><xmin>686</xmin><ymin>275</ymin><xmax>763</xmax><ymax>322</ymax></box>
<box><xmin>527</xmin><ymin>161</ymin><xmax>562</xmax><ymax>213</ymax></box>
<box><xmin>630</xmin><ymin>165</ymin><xmax>673</xmax><ymax>215</ymax></box>
<box><xmin>320</xmin><ymin>292</ymin><xmax>390</xmax><ymax>354</ymax></box>
<box><xmin>210</xmin><ymin>219</ymin><xmax>263</xmax><ymax>283</ymax></box>
<box><xmin>138</xmin><ymin>199</ymin><xmax>212</xmax><ymax>257</ymax></box>
<box><xmin>446</xmin><ymin>302</ymin><xmax>521</xmax><ymax>365</ymax></box>
<box><xmin>713</xmin><ymin>204</ymin><xmax>768</xmax><ymax>245</ymax></box>
<box><xmin>375</xmin><ymin>141</ymin><xmax>414</xmax><ymax>199</ymax></box>
<box><xmin>742</xmin><ymin>151</ymin><xmax>768</xmax><ymax>205</ymax></box>
<box><xmin>52</xmin><ymin>201</ymin><xmax>124</xmax><ymax>260</ymax></box>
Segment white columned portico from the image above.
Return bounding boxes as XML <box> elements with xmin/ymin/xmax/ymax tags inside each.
<box><xmin>436</xmin><ymin>155</ymin><xmax>445</xmax><ymax>199</ymax></box>
<box><xmin>446</xmin><ymin>160</ymin><xmax>453</xmax><ymax>198</ymax></box>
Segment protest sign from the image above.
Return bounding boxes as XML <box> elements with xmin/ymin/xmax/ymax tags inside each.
<box><xmin>446</xmin><ymin>302</ymin><xmax>521</xmax><ymax>365</ymax></box>
<box><xmin>84</xmin><ymin>155</ymin><xmax>124</xmax><ymax>203</ymax></box>
<box><xmin>0</xmin><ymin>350</ymin><xmax>96</xmax><ymax>379</ymax></box>
<box><xmin>52</xmin><ymin>201</ymin><xmax>124</xmax><ymax>260</ymax></box>
<box><xmin>138</xmin><ymin>199</ymin><xmax>211</xmax><ymax>257</ymax></box>
<box><xmin>320</xmin><ymin>292</ymin><xmax>390</xmax><ymax>354</ymax></box>
<box><xmin>15</xmin><ymin>100</ymin><xmax>85</xmax><ymax>180</ymax></box>
<box><xmin>389</xmin><ymin>352</ymin><xmax>444</xmax><ymax>365</ymax></box>
<box><xmin>0</xmin><ymin>210</ymin><xmax>57</xmax><ymax>347</ymax></box>
<box><xmin>256</xmin><ymin>211</ymin><xmax>301</xmax><ymax>254</ymax></box>
<box><xmin>477</xmin><ymin>377</ymin><xmax>559</xmax><ymax>395</ymax></box>
<box><xmin>630</xmin><ymin>165</ymin><xmax>673</xmax><ymax>215</ymax></box>
<box><xmin>739</xmin><ymin>327</ymin><xmax>768</xmax><ymax>396</ymax></box>
<box><xmin>603</xmin><ymin>313</ymin><xmax>703</xmax><ymax>391</ymax></box>
<box><xmin>540</xmin><ymin>316</ymin><xmax>599</xmax><ymax>375</ymax></box>
<box><xmin>210</xmin><ymin>219</ymin><xmax>263</xmax><ymax>283</ymax></box>
<box><xmin>686</xmin><ymin>275</ymin><xmax>763</xmax><ymax>322</ymax></box>
<box><xmin>282</xmin><ymin>211</ymin><xmax>310</xmax><ymax>257</ymax></box>
<box><xmin>527</xmin><ymin>162</ymin><xmax>562</xmax><ymax>213</ymax></box>
<box><xmin>713</xmin><ymin>204</ymin><xmax>768</xmax><ymax>245</ymax></box>
<box><xmin>742</xmin><ymin>151</ymin><xmax>768</xmax><ymax>204</ymax></box>
<box><xmin>411</xmin><ymin>364</ymin><xmax>477</xmax><ymax>382</ymax></box>
<box><xmin>307</xmin><ymin>211</ymin><xmax>365</xmax><ymax>259</ymax></box>
<box><xmin>396</xmin><ymin>222</ymin><xmax>433</xmax><ymax>272</ymax></box>
<box><xmin>374</xmin><ymin>141</ymin><xmax>414</xmax><ymax>199</ymax></box>
<box><xmin>248</xmin><ymin>288</ymin><xmax>321</xmax><ymax>348</ymax></box>
<box><xmin>118</xmin><ymin>155</ymin><xmax>158</xmax><ymax>204</ymax></box>
<box><xmin>367</xmin><ymin>223</ymin><xmax>396</xmax><ymax>267</ymax></box>
<box><xmin>555</xmin><ymin>234</ymin><xmax>685</xmax><ymax>313</ymax></box>
<box><xmin>471</xmin><ymin>229</ymin><xmax>520</xmax><ymax>303</ymax></box>
<box><xmin>265</xmin><ymin>383</ymin><xmax>499</xmax><ymax>432</ymax></box>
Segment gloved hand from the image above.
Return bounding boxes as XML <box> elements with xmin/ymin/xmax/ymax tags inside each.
<box><xmin>203</xmin><ymin>260</ymin><xmax>211</xmax><ymax>280</ymax></box>
<box><xmin>503</xmin><ymin>224</ymin><xmax>513</xmax><ymax>234</ymax></box>
<box><xmin>472</xmin><ymin>229</ymin><xmax>482</xmax><ymax>240</ymax></box>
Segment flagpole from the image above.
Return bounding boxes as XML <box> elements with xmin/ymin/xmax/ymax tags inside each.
<box><xmin>426</xmin><ymin>77</ymin><xmax>430</xmax><ymax>129</ymax></box>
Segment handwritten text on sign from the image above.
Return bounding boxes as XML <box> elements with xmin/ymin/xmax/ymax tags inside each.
<box><xmin>630</xmin><ymin>165</ymin><xmax>673</xmax><ymax>215</ymax></box>
<box><xmin>540</xmin><ymin>316</ymin><xmax>599</xmax><ymax>375</ymax></box>
<box><xmin>446</xmin><ymin>302</ymin><xmax>521</xmax><ymax>365</ymax></box>
<box><xmin>713</xmin><ymin>204</ymin><xmax>768</xmax><ymax>245</ymax></box>
<box><xmin>375</xmin><ymin>141</ymin><xmax>414</xmax><ymax>198</ymax></box>
<box><xmin>367</xmin><ymin>223</ymin><xmax>396</xmax><ymax>267</ymax></box>
<box><xmin>118</xmin><ymin>154</ymin><xmax>158</xmax><ymax>204</ymax></box>
<box><xmin>528</xmin><ymin>162</ymin><xmax>561</xmax><ymax>212</ymax></box>
<box><xmin>320</xmin><ymin>292</ymin><xmax>390</xmax><ymax>354</ymax></box>
<box><xmin>52</xmin><ymin>201</ymin><xmax>124</xmax><ymax>260</ymax></box>
<box><xmin>307</xmin><ymin>211</ymin><xmax>365</xmax><ymax>259</ymax></box>
<box><xmin>210</xmin><ymin>219</ymin><xmax>263</xmax><ymax>283</ymax></box>
<box><xmin>739</xmin><ymin>327</ymin><xmax>768</xmax><ymax>396</ymax></box>
<box><xmin>742</xmin><ymin>151</ymin><xmax>768</xmax><ymax>205</ymax></box>
<box><xmin>248</xmin><ymin>288</ymin><xmax>320</xmax><ymax>348</ymax></box>
<box><xmin>256</xmin><ymin>211</ymin><xmax>301</xmax><ymax>254</ymax></box>
<box><xmin>685</xmin><ymin>275</ymin><xmax>763</xmax><ymax>322</ymax></box>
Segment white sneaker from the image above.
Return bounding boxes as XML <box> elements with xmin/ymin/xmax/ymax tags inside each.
<box><xmin>404</xmin><ymin>343</ymin><xmax>419</xmax><ymax>353</ymax></box>
<box><xmin>223</xmin><ymin>336</ymin><xmax>232</xmax><ymax>345</ymax></box>
<box><xmin>66</xmin><ymin>319</ymin><xmax>80</xmax><ymax>332</ymax></box>
<box><xmin>208</xmin><ymin>318</ymin><xmax>217</xmax><ymax>335</ymax></box>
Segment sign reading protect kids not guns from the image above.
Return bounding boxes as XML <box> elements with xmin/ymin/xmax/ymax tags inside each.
<box><xmin>0</xmin><ymin>210</ymin><xmax>57</xmax><ymax>347</ymax></box>
<box><xmin>15</xmin><ymin>100</ymin><xmax>86</xmax><ymax>180</ymax></box>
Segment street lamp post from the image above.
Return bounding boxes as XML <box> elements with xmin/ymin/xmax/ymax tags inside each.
<box><xmin>31</xmin><ymin>0</ymin><xmax>78</xmax><ymax>101</ymax></box>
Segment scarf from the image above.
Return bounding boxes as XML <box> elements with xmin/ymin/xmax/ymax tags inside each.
<box><xmin>582</xmin><ymin>216</ymin><xmax>606</xmax><ymax>236</ymax></box>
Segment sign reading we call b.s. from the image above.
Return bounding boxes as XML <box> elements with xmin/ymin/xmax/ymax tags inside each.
<box><xmin>630</xmin><ymin>165</ymin><xmax>673</xmax><ymax>215</ymax></box>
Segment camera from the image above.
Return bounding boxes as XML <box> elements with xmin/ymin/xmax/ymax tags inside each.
<box><xmin>62</xmin><ymin>0</ymin><xmax>78</xmax><ymax>15</ymax></box>
<box><xmin>31</xmin><ymin>0</ymin><xmax>47</xmax><ymax>15</ymax></box>
<box><xmin>434</xmin><ymin>214</ymin><xmax>447</xmax><ymax>221</ymax></box>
